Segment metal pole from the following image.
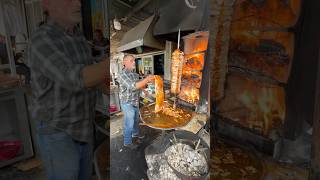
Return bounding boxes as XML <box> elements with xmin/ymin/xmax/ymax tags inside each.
<box><xmin>177</xmin><ymin>28</ymin><xmax>180</xmax><ymax>49</ymax></box>
<box><xmin>0</xmin><ymin>0</ymin><xmax>16</xmax><ymax>75</ymax></box>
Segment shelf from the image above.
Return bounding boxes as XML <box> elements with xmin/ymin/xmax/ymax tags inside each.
<box><xmin>0</xmin><ymin>87</ymin><xmax>34</xmax><ymax>168</ymax></box>
<box><xmin>0</xmin><ymin>153</ymin><xmax>31</xmax><ymax>168</ymax></box>
<box><xmin>0</xmin><ymin>64</ymin><xmax>10</xmax><ymax>70</ymax></box>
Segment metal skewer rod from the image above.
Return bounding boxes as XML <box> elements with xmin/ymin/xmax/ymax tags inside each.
<box><xmin>173</xmin><ymin>132</ymin><xmax>177</xmax><ymax>143</ymax></box>
<box><xmin>177</xmin><ymin>28</ymin><xmax>181</xmax><ymax>49</ymax></box>
<box><xmin>173</xmin><ymin>29</ymin><xmax>181</xmax><ymax>110</ymax></box>
<box><xmin>195</xmin><ymin>139</ymin><xmax>201</xmax><ymax>150</ymax></box>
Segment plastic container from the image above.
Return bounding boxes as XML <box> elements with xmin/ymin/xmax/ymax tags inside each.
<box><xmin>0</xmin><ymin>141</ymin><xmax>21</xmax><ymax>161</ymax></box>
<box><xmin>109</xmin><ymin>104</ymin><xmax>118</xmax><ymax>112</ymax></box>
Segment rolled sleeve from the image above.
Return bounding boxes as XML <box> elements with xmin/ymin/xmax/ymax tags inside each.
<box><xmin>30</xmin><ymin>32</ymin><xmax>85</xmax><ymax>91</ymax></box>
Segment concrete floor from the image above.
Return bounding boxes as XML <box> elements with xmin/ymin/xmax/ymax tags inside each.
<box><xmin>109</xmin><ymin>113</ymin><xmax>161</xmax><ymax>180</ymax></box>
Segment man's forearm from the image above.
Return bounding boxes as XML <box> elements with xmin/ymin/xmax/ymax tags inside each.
<box><xmin>82</xmin><ymin>60</ymin><xmax>108</xmax><ymax>88</ymax></box>
<box><xmin>135</xmin><ymin>78</ymin><xmax>148</xmax><ymax>89</ymax></box>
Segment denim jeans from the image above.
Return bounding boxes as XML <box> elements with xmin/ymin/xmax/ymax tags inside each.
<box><xmin>121</xmin><ymin>103</ymin><xmax>140</xmax><ymax>145</ymax></box>
<box><xmin>37</xmin><ymin>125</ymin><xmax>93</xmax><ymax>180</ymax></box>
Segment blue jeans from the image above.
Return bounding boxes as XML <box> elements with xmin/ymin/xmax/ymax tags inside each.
<box><xmin>121</xmin><ymin>103</ymin><xmax>140</xmax><ymax>145</ymax></box>
<box><xmin>37</xmin><ymin>126</ymin><xmax>93</xmax><ymax>180</ymax></box>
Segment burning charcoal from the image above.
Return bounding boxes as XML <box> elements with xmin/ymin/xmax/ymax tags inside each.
<box><xmin>165</xmin><ymin>143</ymin><xmax>208</xmax><ymax>177</ymax></box>
<box><xmin>146</xmin><ymin>152</ymin><xmax>181</xmax><ymax>180</ymax></box>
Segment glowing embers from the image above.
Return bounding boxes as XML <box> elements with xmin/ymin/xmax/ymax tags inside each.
<box><xmin>179</xmin><ymin>85</ymin><xmax>200</xmax><ymax>105</ymax></box>
<box><xmin>217</xmin><ymin>72</ymin><xmax>286</xmax><ymax>135</ymax></box>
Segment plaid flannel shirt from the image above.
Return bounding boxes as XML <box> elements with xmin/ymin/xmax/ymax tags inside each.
<box><xmin>118</xmin><ymin>69</ymin><xmax>141</xmax><ymax>107</ymax></box>
<box><xmin>27</xmin><ymin>20</ymin><xmax>96</xmax><ymax>143</ymax></box>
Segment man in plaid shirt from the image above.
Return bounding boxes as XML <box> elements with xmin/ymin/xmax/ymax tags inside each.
<box><xmin>118</xmin><ymin>55</ymin><xmax>154</xmax><ymax>149</ymax></box>
<box><xmin>27</xmin><ymin>0</ymin><xmax>108</xmax><ymax>179</ymax></box>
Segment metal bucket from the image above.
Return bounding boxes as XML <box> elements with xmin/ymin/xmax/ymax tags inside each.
<box><xmin>164</xmin><ymin>132</ymin><xmax>210</xmax><ymax>180</ymax></box>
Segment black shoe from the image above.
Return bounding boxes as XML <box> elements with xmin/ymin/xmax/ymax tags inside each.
<box><xmin>132</xmin><ymin>134</ymin><xmax>145</xmax><ymax>139</ymax></box>
<box><xmin>124</xmin><ymin>143</ymin><xmax>138</xmax><ymax>149</ymax></box>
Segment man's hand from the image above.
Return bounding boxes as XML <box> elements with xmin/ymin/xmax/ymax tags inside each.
<box><xmin>143</xmin><ymin>89</ymin><xmax>149</xmax><ymax>97</ymax></box>
<box><xmin>145</xmin><ymin>75</ymin><xmax>155</xmax><ymax>83</ymax></box>
<box><xmin>136</xmin><ymin>75</ymin><xmax>155</xmax><ymax>89</ymax></box>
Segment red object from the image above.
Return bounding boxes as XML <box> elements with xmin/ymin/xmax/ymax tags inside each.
<box><xmin>0</xmin><ymin>141</ymin><xmax>21</xmax><ymax>160</ymax></box>
<box><xmin>109</xmin><ymin>104</ymin><xmax>117</xmax><ymax>112</ymax></box>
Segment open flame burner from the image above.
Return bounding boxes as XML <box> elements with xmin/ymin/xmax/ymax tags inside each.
<box><xmin>177</xmin><ymin>31</ymin><xmax>209</xmax><ymax>106</ymax></box>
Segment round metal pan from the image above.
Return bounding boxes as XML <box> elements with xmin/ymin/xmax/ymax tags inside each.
<box><xmin>139</xmin><ymin>102</ymin><xmax>193</xmax><ymax>130</ymax></box>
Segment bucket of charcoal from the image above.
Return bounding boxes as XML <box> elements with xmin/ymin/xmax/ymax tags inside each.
<box><xmin>164</xmin><ymin>136</ymin><xmax>209</xmax><ymax>180</ymax></box>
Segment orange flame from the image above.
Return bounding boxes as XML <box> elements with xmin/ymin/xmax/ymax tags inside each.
<box><xmin>184</xmin><ymin>37</ymin><xmax>209</xmax><ymax>54</ymax></box>
<box><xmin>178</xmin><ymin>31</ymin><xmax>208</xmax><ymax>105</ymax></box>
<box><xmin>179</xmin><ymin>53</ymin><xmax>204</xmax><ymax>104</ymax></box>
<box><xmin>179</xmin><ymin>85</ymin><xmax>200</xmax><ymax>104</ymax></box>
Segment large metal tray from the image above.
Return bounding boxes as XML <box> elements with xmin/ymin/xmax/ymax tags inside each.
<box><xmin>139</xmin><ymin>102</ymin><xmax>193</xmax><ymax>130</ymax></box>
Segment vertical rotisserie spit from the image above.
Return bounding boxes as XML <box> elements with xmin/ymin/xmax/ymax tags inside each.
<box><xmin>154</xmin><ymin>75</ymin><xmax>187</xmax><ymax>118</ymax></box>
<box><xmin>155</xmin><ymin>75</ymin><xmax>164</xmax><ymax>113</ymax></box>
<box><xmin>171</xmin><ymin>49</ymin><xmax>184</xmax><ymax>95</ymax></box>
